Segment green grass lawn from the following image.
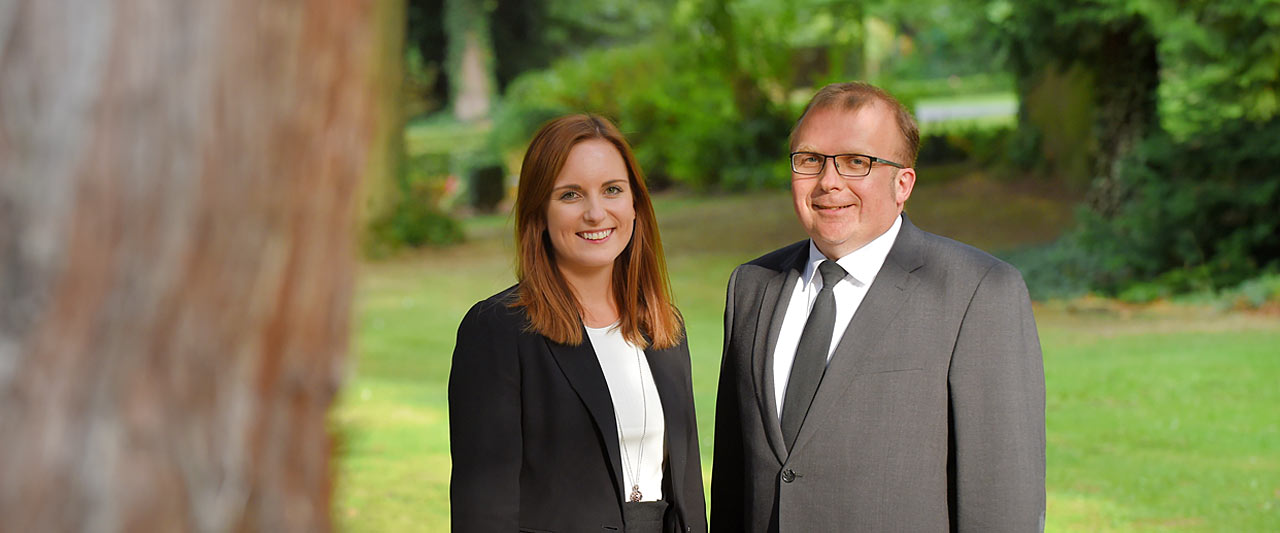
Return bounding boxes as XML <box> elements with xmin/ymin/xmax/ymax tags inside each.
<box><xmin>332</xmin><ymin>176</ymin><xmax>1280</xmax><ymax>531</ymax></box>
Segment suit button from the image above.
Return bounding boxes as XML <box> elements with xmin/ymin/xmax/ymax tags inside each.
<box><xmin>781</xmin><ymin>469</ymin><xmax>796</xmax><ymax>483</ymax></box>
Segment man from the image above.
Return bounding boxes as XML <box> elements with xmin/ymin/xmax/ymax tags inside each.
<box><xmin>710</xmin><ymin>82</ymin><xmax>1046</xmax><ymax>532</ymax></box>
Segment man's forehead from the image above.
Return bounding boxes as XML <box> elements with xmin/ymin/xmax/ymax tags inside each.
<box><xmin>794</xmin><ymin>105</ymin><xmax>896</xmax><ymax>148</ymax></box>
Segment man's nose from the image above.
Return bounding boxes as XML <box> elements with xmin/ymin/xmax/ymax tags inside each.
<box><xmin>817</xmin><ymin>157</ymin><xmax>844</xmax><ymax>189</ymax></box>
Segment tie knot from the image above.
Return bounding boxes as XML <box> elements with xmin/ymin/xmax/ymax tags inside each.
<box><xmin>817</xmin><ymin>260</ymin><xmax>846</xmax><ymax>289</ymax></box>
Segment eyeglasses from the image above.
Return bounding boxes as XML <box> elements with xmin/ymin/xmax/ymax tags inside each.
<box><xmin>790</xmin><ymin>151</ymin><xmax>905</xmax><ymax>178</ymax></box>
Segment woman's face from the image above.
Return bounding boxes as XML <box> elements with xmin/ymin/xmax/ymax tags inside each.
<box><xmin>545</xmin><ymin>139</ymin><xmax>636</xmax><ymax>278</ymax></box>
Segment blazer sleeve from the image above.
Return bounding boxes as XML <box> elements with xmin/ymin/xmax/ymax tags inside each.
<box><xmin>948</xmin><ymin>261</ymin><xmax>1047</xmax><ymax>532</ymax></box>
<box><xmin>710</xmin><ymin>267</ymin><xmax>745</xmax><ymax>532</ymax></box>
<box><xmin>448</xmin><ymin>301</ymin><xmax>522</xmax><ymax>532</ymax></box>
<box><xmin>674</xmin><ymin>330</ymin><xmax>709</xmax><ymax>533</ymax></box>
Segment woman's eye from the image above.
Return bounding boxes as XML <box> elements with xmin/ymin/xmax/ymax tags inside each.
<box><xmin>605</xmin><ymin>185</ymin><xmax>624</xmax><ymax>195</ymax></box>
<box><xmin>558</xmin><ymin>191</ymin><xmax>580</xmax><ymax>201</ymax></box>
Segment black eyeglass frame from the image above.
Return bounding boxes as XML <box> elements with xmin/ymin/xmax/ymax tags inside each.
<box><xmin>789</xmin><ymin>151</ymin><xmax>906</xmax><ymax>178</ymax></box>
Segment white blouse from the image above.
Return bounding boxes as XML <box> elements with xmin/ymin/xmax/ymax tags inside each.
<box><xmin>585</xmin><ymin>323</ymin><xmax>666</xmax><ymax>502</ymax></box>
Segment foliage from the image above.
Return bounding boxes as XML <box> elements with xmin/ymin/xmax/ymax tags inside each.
<box><xmin>407</xmin><ymin>0</ymin><xmax>680</xmax><ymax>118</ymax></box>
<box><xmin>403</xmin><ymin>46</ymin><xmax>442</xmax><ymax>118</ymax></box>
<box><xmin>867</xmin><ymin>0</ymin><xmax>1006</xmax><ymax>80</ymax></box>
<box><xmin>999</xmin><ymin>237</ymin><xmax>1095</xmax><ymax>301</ymax></box>
<box><xmin>990</xmin><ymin>0</ymin><xmax>1280</xmax><ymax>140</ymax></box>
<box><xmin>492</xmin><ymin>41</ymin><xmax>791</xmax><ymax>190</ymax></box>
<box><xmin>1149</xmin><ymin>1</ymin><xmax>1280</xmax><ymax>137</ymax></box>
<box><xmin>488</xmin><ymin>0</ymin><xmax>1017</xmax><ymax>191</ymax></box>
<box><xmin>490</xmin><ymin>0</ymin><xmax>677</xmax><ymax>89</ymax></box>
<box><xmin>985</xmin><ymin>0</ymin><xmax>1280</xmax><ymax>297</ymax></box>
<box><xmin>365</xmin><ymin>120</ymin><xmax>478</xmax><ymax>256</ymax></box>
<box><xmin>364</xmin><ymin>184</ymin><xmax>465</xmax><ymax>257</ymax></box>
<box><xmin>405</xmin><ymin>0</ymin><xmax>448</xmax><ymax>116</ymax></box>
<box><xmin>1220</xmin><ymin>272</ymin><xmax>1280</xmax><ymax>309</ymax></box>
<box><xmin>1059</xmin><ymin>119</ymin><xmax>1280</xmax><ymax>298</ymax></box>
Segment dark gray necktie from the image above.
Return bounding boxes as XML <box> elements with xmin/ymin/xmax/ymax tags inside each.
<box><xmin>780</xmin><ymin>260</ymin><xmax>847</xmax><ymax>451</ymax></box>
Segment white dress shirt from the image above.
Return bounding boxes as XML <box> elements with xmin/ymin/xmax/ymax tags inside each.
<box><xmin>772</xmin><ymin>214</ymin><xmax>903</xmax><ymax>418</ymax></box>
<box><xmin>586</xmin><ymin>323</ymin><xmax>666</xmax><ymax>501</ymax></box>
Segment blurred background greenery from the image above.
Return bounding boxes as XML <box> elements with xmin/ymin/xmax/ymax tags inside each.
<box><xmin>336</xmin><ymin>0</ymin><xmax>1280</xmax><ymax>530</ymax></box>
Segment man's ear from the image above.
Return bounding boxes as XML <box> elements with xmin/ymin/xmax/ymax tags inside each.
<box><xmin>895</xmin><ymin>167</ymin><xmax>916</xmax><ymax>206</ymax></box>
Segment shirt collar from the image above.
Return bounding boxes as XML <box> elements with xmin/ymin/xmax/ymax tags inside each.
<box><xmin>802</xmin><ymin>214</ymin><xmax>903</xmax><ymax>289</ymax></box>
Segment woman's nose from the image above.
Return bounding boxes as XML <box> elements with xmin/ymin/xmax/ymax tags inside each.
<box><xmin>583</xmin><ymin>197</ymin><xmax>605</xmax><ymax>222</ymax></box>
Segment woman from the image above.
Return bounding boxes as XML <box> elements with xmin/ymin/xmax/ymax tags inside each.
<box><xmin>449</xmin><ymin>114</ymin><xmax>706</xmax><ymax>533</ymax></box>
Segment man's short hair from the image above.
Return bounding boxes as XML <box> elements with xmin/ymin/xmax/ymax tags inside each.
<box><xmin>789</xmin><ymin>82</ymin><xmax>921</xmax><ymax>167</ymax></box>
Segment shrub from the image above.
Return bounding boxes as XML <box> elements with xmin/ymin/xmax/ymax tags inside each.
<box><xmin>363</xmin><ymin>136</ymin><xmax>467</xmax><ymax>257</ymax></box>
<box><xmin>364</xmin><ymin>181</ymin><xmax>464</xmax><ymax>258</ymax></box>
<box><xmin>1000</xmin><ymin>237</ymin><xmax>1099</xmax><ymax>301</ymax></box>
<box><xmin>1065</xmin><ymin>118</ymin><xmax>1280</xmax><ymax>296</ymax></box>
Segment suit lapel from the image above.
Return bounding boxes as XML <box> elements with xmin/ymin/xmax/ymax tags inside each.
<box><xmin>754</xmin><ymin>245</ymin><xmax>808</xmax><ymax>463</ymax></box>
<box><xmin>790</xmin><ymin>216</ymin><xmax>927</xmax><ymax>455</ymax></box>
<box><xmin>545</xmin><ymin>332</ymin><xmax>625</xmax><ymax>502</ymax></box>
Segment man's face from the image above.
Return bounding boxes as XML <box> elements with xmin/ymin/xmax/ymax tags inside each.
<box><xmin>790</xmin><ymin>103</ymin><xmax>916</xmax><ymax>259</ymax></box>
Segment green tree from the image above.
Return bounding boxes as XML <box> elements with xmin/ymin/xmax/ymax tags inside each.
<box><xmin>992</xmin><ymin>0</ymin><xmax>1280</xmax><ymax>295</ymax></box>
<box><xmin>995</xmin><ymin>1</ymin><xmax>1160</xmax><ymax>212</ymax></box>
<box><xmin>993</xmin><ymin>0</ymin><xmax>1280</xmax><ymax>206</ymax></box>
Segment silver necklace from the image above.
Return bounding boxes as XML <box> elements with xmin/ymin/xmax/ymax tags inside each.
<box><xmin>613</xmin><ymin>344</ymin><xmax>648</xmax><ymax>503</ymax></box>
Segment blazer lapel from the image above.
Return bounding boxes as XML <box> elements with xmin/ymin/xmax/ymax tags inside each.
<box><xmin>545</xmin><ymin>332</ymin><xmax>625</xmax><ymax>503</ymax></box>
<box><xmin>644</xmin><ymin>342</ymin><xmax>689</xmax><ymax>510</ymax></box>
<box><xmin>754</xmin><ymin>245</ymin><xmax>808</xmax><ymax>463</ymax></box>
<box><xmin>790</xmin><ymin>216</ymin><xmax>927</xmax><ymax>455</ymax></box>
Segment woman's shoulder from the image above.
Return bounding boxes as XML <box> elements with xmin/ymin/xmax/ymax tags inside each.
<box><xmin>459</xmin><ymin>284</ymin><xmax>525</xmax><ymax>332</ymax></box>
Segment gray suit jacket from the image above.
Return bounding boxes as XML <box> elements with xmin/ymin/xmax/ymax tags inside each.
<box><xmin>710</xmin><ymin>215</ymin><xmax>1045</xmax><ymax>532</ymax></box>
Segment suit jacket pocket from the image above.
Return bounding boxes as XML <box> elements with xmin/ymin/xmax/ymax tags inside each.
<box><xmin>853</xmin><ymin>351</ymin><xmax>926</xmax><ymax>376</ymax></box>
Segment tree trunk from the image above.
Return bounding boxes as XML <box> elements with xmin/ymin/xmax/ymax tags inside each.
<box><xmin>1085</xmin><ymin>17</ymin><xmax>1160</xmax><ymax>216</ymax></box>
<box><xmin>0</xmin><ymin>1</ymin><xmax>383</xmax><ymax>531</ymax></box>
<box><xmin>446</xmin><ymin>0</ymin><xmax>495</xmax><ymax>122</ymax></box>
<box><xmin>363</xmin><ymin>0</ymin><xmax>410</xmax><ymax>247</ymax></box>
<box><xmin>1011</xmin><ymin>12</ymin><xmax>1160</xmax><ymax>210</ymax></box>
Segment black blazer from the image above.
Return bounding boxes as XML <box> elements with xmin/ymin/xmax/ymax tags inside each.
<box><xmin>449</xmin><ymin>286</ymin><xmax>707</xmax><ymax>533</ymax></box>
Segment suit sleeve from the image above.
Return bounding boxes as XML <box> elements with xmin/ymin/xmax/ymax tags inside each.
<box><xmin>448</xmin><ymin>301</ymin><xmax>522</xmax><ymax>532</ymax></box>
<box><xmin>710</xmin><ymin>267</ymin><xmax>745</xmax><ymax>532</ymax></box>
<box><xmin>949</xmin><ymin>262</ymin><xmax>1047</xmax><ymax>532</ymax></box>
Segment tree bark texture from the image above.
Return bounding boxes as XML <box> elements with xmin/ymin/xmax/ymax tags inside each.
<box><xmin>0</xmin><ymin>1</ymin><xmax>379</xmax><ymax>531</ymax></box>
<box><xmin>1085</xmin><ymin>17</ymin><xmax>1160</xmax><ymax>217</ymax></box>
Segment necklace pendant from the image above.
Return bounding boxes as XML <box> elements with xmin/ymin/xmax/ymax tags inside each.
<box><xmin>629</xmin><ymin>484</ymin><xmax>642</xmax><ymax>502</ymax></box>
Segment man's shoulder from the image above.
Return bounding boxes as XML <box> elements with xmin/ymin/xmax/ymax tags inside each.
<box><xmin>742</xmin><ymin>240</ymin><xmax>808</xmax><ymax>272</ymax></box>
<box><xmin>722</xmin><ymin>240</ymin><xmax>807</xmax><ymax>293</ymax></box>
<box><xmin>906</xmin><ymin>222</ymin><xmax>1023</xmax><ymax>283</ymax></box>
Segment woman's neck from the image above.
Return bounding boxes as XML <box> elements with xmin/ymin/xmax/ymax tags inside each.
<box><xmin>560</xmin><ymin>265</ymin><xmax>619</xmax><ymax>328</ymax></box>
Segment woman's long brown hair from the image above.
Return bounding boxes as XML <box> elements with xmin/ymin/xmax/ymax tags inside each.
<box><xmin>509</xmin><ymin>114</ymin><xmax>682</xmax><ymax>349</ymax></box>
